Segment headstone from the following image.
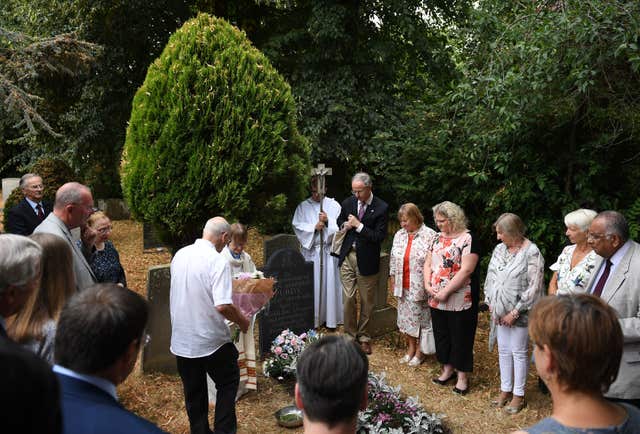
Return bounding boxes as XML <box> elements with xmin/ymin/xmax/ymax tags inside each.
<box><xmin>258</xmin><ymin>248</ymin><xmax>314</xmax><ymax>356</ymax></box>
<box><xmin>263</xmin><ymin>234</ymin><xmax>300</xmax><ymax>264</ymax></box>
<box><xmin>97</xmin><ymin>198</ymin><xmax>131</xmax><ymax>220</ymax></box>
<box><xmin>142</xmin><ymin>264</ymin><xmax>176</xmax><ymax>374</ymax></box>
<box><xmin>368</xmin><ymin>253</ymin><xmax>398</xmax><ymax>337</ymax></box>
<box><xmin>2</xmin><ymin>178</ymin><xmax>20</xmax><ymax>203</ymax></box>
<box><xmin>143</xmin><ymin>222</ymin><xmax>166</xmax><ymax>251</ymax></box>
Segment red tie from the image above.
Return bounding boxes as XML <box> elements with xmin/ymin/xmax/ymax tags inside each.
<box><xmin>36</xmin><ymin>203</ymin><xmax>45</xmax><ymax>220</ymax></box>
<box><xmin>592</xmin><ymin>259</ymin><xmax>612</xmax><ymax>298</ymax></box>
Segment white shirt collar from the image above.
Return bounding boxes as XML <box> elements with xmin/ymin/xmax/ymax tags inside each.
<box><xmin>25</xmin><ymin>197</ymin><xmax>41</xmax><ymax>212</ymax></box>
<box><xmin>361</xmin><ymin>193</ymin><xmax>373</xmax><ymax>207</ymax></box>
<box><xmin>53</xmin><ymin>364</ymin><xmax>118</xmax><ymax>401</ymax></box>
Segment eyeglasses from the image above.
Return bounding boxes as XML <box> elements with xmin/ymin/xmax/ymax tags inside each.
<box><xmin>96</xmin><ymin>226</ymin><xmax>113</xmax><ymax>234</ymax></box>
<box><xmin>587</xmin><ymin>232</ymin><xmax>611</xmax><ymax>241</ymax></box>
<box><xmin>26</xmin><ymin>184</ymin><xmax>44</xmax><ymax>190</ymax></box>
<box><xmin>351</xmin><ymin>188</ymin><xmax>370</xmax><ymax>195</ymax></box>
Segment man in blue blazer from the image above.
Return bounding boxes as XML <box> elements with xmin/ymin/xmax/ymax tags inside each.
<box><xmin>4</xmin><ymin>173</ymin><xmax>52</xmax><ymax>235</ymax></box>
<box><xmin>54</xmin><ymin>283</ymin><xmax>166</xmax><ymax>434</ymax></box>
<box><xmin>337</xmin><ymin>172</ymin><xmax>388</xmax><ymax>355</ymax></box>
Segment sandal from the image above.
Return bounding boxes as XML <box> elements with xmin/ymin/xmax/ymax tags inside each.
<box><xmin>504</xmin><ymin>396</ymin><xmax>526</xmax><ymax>414</ymax></box>
<box><xmin>432</xmin><ymin>372</ymin><xmax>457</xmax><ymax>386</ymax></box>
<box><xmin>491</xmin><ymin>392</ymin><xmax>512</xmax><ymax>408</ymax></box>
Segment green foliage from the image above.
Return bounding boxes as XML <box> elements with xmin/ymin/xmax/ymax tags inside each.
<box><xmin>392</xmin><ymin>0</ymin><xmax>640</xmax><ymax>262</ymax></box>
<box><xmin>122</xmin><ymin>14</ymin><xmax>310</xmax><ymax>251</ymax></box>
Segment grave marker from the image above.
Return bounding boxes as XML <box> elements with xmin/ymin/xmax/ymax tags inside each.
<box><xmin>142</xmin><ymin>264</ymin><xmax>176</xmax><ymax>374</ymax></box>
<box><xmin>263</xmin><ymin>234</ymin><xmax>299</xmax><ymax>264</ymax></box>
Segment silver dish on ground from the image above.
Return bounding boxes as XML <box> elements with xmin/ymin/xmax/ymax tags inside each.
<box><xmin>274</xmin><ymin>405</ymin><xmax>304</xmax><ymax>428</ymax></box>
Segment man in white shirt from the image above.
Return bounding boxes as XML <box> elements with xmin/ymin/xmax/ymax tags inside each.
<box><xmin>292</xmin><ymin>178</ymin><xmax>343</xmax><ymax>328</ymax></box>
<box><xmin>170</xmin><ymin>216</ymin><xmax>249</xmax><ymax>434</ymax></box>
<box><xmin>587</xmin><ymin>211</ymin><xmax>640</xmax><ymax>405</ymax></box>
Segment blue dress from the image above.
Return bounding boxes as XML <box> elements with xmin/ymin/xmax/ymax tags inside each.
<box><xmin>86</xmin><ymin>240</ymin><xmax>127</xmax><ymax>286</ymax></box>
<box><xmin>526</xmin><ymin>403</ymin><xmax>640</xmax><ymax>433</ymax></box>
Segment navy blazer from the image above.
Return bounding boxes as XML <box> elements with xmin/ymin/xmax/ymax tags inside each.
<box><xmin>5</xmin><ymin>198</ymin><xmax>52</xmax><ymax>235</ymax></box>
<box><xmin>337</xmin><ymin>195</ymin><xmax>389</xmax><ymax>276</ymax></box>
<box><xmin>56</xmin><ymin>373</ymin><xmax>166</xmax><ymax>434</ymax></box>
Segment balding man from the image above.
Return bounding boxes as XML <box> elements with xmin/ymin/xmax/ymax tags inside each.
<box><xmin>5</xmin><ymin>173</ymin><xmax>52</xmax><ymax>235</ymax></box>
<box><xmin>587</xmin><ymin>210</ymin><xmax>640</xmax><ymax>406</ymax></box>
<box><xmin>34</xmin><ymin>182</ymin><xmax>97</xmax><ymax>291</ymax></box>
<box><xmin>170</xmin><ymin>217</ymin><xmax>250</xmax><ymax>434</ymax></box>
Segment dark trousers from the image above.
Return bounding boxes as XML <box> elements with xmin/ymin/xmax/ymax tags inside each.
<box><xmin>176</xmin><ymin>343</ymin><xmax>239</xmax><ymax>434</ymax></box>
<box><xmin>430</xmin><ymin>307</ymin><xmax>477</xmax><ymax>373</ymax></box>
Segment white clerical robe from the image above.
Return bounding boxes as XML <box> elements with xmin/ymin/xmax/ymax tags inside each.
<box><xmin>292</xmin><ymin>196</ymin><xmax>344</xmax><ymax>328</ymax></box>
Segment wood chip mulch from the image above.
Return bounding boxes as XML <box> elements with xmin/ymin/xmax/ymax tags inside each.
<box><xmin>84</xmin><ymin>221</ymin><xmax>555</xmax><ymax>433</ymax></box>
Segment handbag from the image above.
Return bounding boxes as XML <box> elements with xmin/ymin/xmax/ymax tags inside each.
<box><xmin>330</xmin><ymin>228</ymin><xmax>346</xmax><ymax>257</ymax></box>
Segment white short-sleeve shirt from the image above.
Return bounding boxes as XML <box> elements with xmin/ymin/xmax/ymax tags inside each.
<box><xmin>170</xmin><ymin>238</ymin><xmax>233</xmax><ymax>358</ymax></box>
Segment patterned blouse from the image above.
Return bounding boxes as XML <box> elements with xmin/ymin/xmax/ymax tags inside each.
<box><xmin>390</xmin><ymin>225</ymin><xmax>436</xmax><ymax>301</ymax></box>
<box><xmin>428</xmin><ymin>231</ymin><xmax>474</xmax><ymax>311</ymax></box>
<box><xmin>550</xmin><ymin>244</ymin><xmax>598</xmax><ymax>295</ymax></box>
<box><xmin>86</xmin><ymin>240</ymin><xmax>127</xmax><ymax>286</ymax></box>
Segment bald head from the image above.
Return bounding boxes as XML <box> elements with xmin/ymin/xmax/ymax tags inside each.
<box><xmin>53</xmin><ymin>182</ymin><xmax>94</xmax><ymax>229</ymax></box>
<box><xmin>203</xmin><ymin>217</ymin><xmax>230</xmax><ymax>252</ymax></box>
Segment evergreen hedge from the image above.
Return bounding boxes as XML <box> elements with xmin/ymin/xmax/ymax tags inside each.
<box><xmin>121</xmin><ymin>14</ymin><xmax>310</xmax><ymax>251</ymax></box>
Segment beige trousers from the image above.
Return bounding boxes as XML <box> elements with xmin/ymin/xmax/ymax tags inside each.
<box><xmin>340</xmin><ymin>249</ymin><xmax>378</xmax><ymax>343</ymax></box>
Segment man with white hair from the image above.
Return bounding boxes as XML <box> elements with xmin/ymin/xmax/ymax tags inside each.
<box><xmin>0</xmin><ymin>234</ymin><xmax>42</xmax><ymax>338</ymax></box>
<box><xmin>5</xmin><ymin>173</ymin><xmax>52</xmax><ymax>235</ymax></box>
<box><xmin>34</xmin><ymin>182</ymin><xmax>97</xmax><ymax>292</ymax></box>
<box><xmin>170</xmin><ymin>216</ymin><xmax>250</xmax><ymax>434</ymax></box>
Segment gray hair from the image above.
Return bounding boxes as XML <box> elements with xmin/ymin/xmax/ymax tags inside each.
<box><xmin>19</xmin><ymin>173</ymin><xmax>42</xmax><ymax>189</ymax></box>
<box><xmin>352</xmin><ymin>172</ymin><xmax>372</xmax><ymax>187</ymax></box>
<box><xmin>203</xmin><ymin>217</ymin><xmax>230</xmax><ymax>237</ymax></box>
<box><xmin>432</xmin><ymin>201</ymin><xmax>468</xmax><ymax>232</ymax></box>
<box><xmin>0</xmin><ymin>234</ymin><xmax>42</xmax><ymax>294</ymax></box>
<box><xmin>596</xmin><ymin>211</ymin><xmax>630</xmax><ymax>242</ymax></box>
<box><xmin>564</xmin><ymin>209</ymin><xmax>597</xmax><ymax>232</ymax></box>
<box><xmin>54</xmin><ymin>182</ymin><xmax>90</xmax><ymax>209</ymax></box>
<box><xmin>494</xmin><ymin>213</ymin><xmax>526</xmax><ymax>238</ymax></box>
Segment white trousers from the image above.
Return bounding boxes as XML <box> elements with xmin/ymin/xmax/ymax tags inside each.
<box><xmin>497</xmin><ymin>325</ymin><xmax>529</xmax><ymax>397</ymax></box>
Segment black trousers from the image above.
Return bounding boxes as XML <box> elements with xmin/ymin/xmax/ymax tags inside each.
<box><xmin>430</xmin><ymin>307</ymin><xmax>477</xmax><ymax>373</ymax></box>
<box><xmin>176</xmin><ymin>342</ymin><xmax>239</xmax><ymax>434</ymax></box>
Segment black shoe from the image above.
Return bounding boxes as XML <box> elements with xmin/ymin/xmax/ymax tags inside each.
<box><xmin>432</xmin><ymin>373</ymin><xmax>457</xmax><ymax>386</ymax></box>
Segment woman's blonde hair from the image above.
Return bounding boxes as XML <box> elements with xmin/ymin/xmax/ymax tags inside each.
<box><xmin>398</xmin><ymin>203</ymin><xmax>424</xmax><ymax>226</ymax></box>
<box><xmin>87</xmin><ymin>210</ymin><xmax>109</xmax><ymax>228</ymax></box>
<box><xmin>432</xmin><ymin>201</ymin><xmax>467</xmax><ymax>232</ymax></box>
<box><xmin>8</xmin><ymin>233</ymin><xmax>75</xmax><ymax>343</ymax></box>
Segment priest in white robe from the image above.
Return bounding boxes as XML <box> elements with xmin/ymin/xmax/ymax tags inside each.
<box><xmin>292</xmin><ymin>183</ymin><xmax>344</xmax><ymax>328</ymax></box>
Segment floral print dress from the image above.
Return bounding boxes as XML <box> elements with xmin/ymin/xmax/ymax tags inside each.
<box><xmin>550</xmin><ymin>244</ymin><xmax>598</xmax><ymax>295</ymax></box>
<box><xmin>428</xmin><ymin>231</ymin><xmax>473</xmax><ymax>311</ymax></box>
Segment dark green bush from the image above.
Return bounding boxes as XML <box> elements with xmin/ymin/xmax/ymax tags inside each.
<box><xmin>121</xmin><ymin>13</ymin><xmax>310</xmax><ymax>251</ymax></box>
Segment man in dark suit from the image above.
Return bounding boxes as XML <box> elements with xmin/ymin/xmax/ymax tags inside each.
<box><xmin>5</xmin><ymin>173</ymin><xmax>52</xmax><ymax>235</ymax></box>
<box><xmin>337</xmin><ymin>172</ymin><xmax>388</xmax><ymax>355</ymax></box>
<box><xmin>53</xmin><ymin>283</ymin><xmax>166</xmax><ymax>434</ymax></box>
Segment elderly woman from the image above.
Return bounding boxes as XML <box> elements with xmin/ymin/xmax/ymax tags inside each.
<box><xmin>485</xmin><ymin>213</ymin><xmax>544</xmax><ymax>414</ymax></box>
<box><xmin>390</xmin><ymin>203</ymin><xmax>436</xmax><ymax>367</ymax></box>
<box><xmin>84</xmin><ymin>211</ymin><xmax>126</xmax><ymax>286</ymax></box>
<box><xmin>548</xmin><ymin>208</ymin><xmax>598</xmax><ymax>295</ymax></box>
<box><xmin>514</xmin><ymin>295</ymin><xmax>640</xmax><ymax>433</ymax></box>
<box><xmin>424</xmin><ymin>201</ymin><xmax>479</xmax><ymax>394</ymax></box>
<box><xmin>8</xmin><ymin>233</ymin><xmax>75</xmax><ymax>363</ymax></box>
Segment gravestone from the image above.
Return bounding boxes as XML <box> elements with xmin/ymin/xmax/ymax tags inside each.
<box><xmin>143</xmin><ymin>222</ymin><xmax>166</xmax><ymax>251</ymax></box>
<box><xmin>2</xmin><ymin>178</ymin><xmax>20</xmax><ymax>203</ymax></box>
<box><xmin>263</xmin><ymin>234</ymin><xmax>299</xmax><ymax>264</ymax></box>
<box><xmin>142</xmin><ymin>264</ymin><xmax>176</xmax><ymax>374</ymax></box>
<box><xmin>368</xmin><ymin>253</ymin><xmax>397</xmax><ymax>337</ymax></box>
<box><xmin>258</xmin><ymin>248</ymin><xmax>314</xmax><ymax>356</ymax></box>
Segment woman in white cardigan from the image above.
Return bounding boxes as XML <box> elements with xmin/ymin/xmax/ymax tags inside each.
<box><xmin>485</xmin><ymin>213</ymin><xmax>545</xmax><ymax>414</ymax></box>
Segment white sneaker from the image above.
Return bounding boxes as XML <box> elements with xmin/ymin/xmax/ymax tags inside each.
<box><xmin>399</xmin><ymin>354</ymin><xmax>412</xmax><ymax>364</ymax></box>
<box><xmin>408</xmin><ymin>355</ymin><xmax>425</xmax><ymax>367</ymax></box>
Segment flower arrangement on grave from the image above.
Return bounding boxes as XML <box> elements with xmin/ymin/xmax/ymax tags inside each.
<box><xmin>358</xmin><ymin>372</ymin><xmax>445</xmax><ymax>434</ymax></box>
<box><xmin>263</xmin><ymin>329</ymin><xmax>320</xmax><ymax>380</ymax></box>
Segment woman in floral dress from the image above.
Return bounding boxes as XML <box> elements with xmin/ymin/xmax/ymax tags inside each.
<box><xmin>484</xmin><ymin>213</ymin><xmax>545</xmax><ymax>414</ymax></box>
<box><xmin>390</xmin><ymin>203</ymin><xmax>436</xmax><ymax>367</ymax></box>
<box><xmin>424</xmin><ymin>201</ymin><xmax>479</xmax><ymax>395</ymax></box>
<box><xmin>548</xmin><ymin>209</ymin><xmax>598</xmax><ymax>295</ymax></box>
